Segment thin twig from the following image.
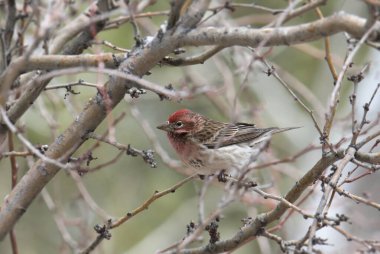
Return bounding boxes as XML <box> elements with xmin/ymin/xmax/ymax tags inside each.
<box><xmin>352</xmin><ymin>82</ymin><xmax>380</xmax><ymax>146</ymax></box>
<box><xmin>80</xmin><ymin>175</ymin><xmax>197</xmax><ymax>254</ymax></box>
<box><xmin>321</xmin><ymin>176</ymin><xmax>380</xmax><ymax>210</ymax></box>
<box><xmin>86</xmin><ymin>132</ymin><xmax>157</xmax><ymax>168</ymax></box>
<box><xmin>323</xmin><ymin>22</ymin><xmax>378</xmax><ymax>153</ymax></box>
<box><xmin>45</xmin><ymin>80</ymin><xmax>100</xmax><ymax>90</ymax></box>
<box><xmin>256</xmin><ymin>53</ymin><xmax>327</xmax><ymax>150</ymax></box>
<box><xmin>0</xmin><ymin>107</ymin><xmax>69</xmax><ymax>169</ymax></box>
<box><xmin>162</xmin><ymin>46</ymin><xmax>225</xmax><ymax>66</ymax></box>
<box><xmin>69</xmin><ymin>170</ymin><xmax>112</xmax><ymax>221</ymax></box>
<box><xmin>41</xmin><ymin>188</ymin><xmax>79</xmax><ymax>251</ymax></box>
<box><xmin>112</xmin><ymin>174</ymin><xmax>197</xmax><ymax>228</ymax></box>
<box><xmin>307</xmin><ymin>147</ymin><xmax>356</xmax><ymax>252</ymax></box>
<box><xmin>314</xmin><ymin>6</ymin><xmax>338</xmax><ymax>82</ymax></box>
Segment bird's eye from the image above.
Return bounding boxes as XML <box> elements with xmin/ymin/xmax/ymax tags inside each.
<box><xmin>175</xmin><ymin>121</ymin><xmax>183</xmax><ymax>128</ymax></box>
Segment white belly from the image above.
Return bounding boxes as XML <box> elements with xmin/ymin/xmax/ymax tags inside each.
<box><xmin>185</xmin><ymin>144</ymin><xmax>260</xmax><ymax>175</ymax></box>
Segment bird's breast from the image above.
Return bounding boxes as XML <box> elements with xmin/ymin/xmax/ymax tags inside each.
<box><xmin>167</xmin><ymin>134</ymin><xmax>197</xmax><ymax>158</ymax></box>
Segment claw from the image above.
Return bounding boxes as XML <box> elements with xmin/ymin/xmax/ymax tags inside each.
<box><xmin>217</xmin><ymin>169</ymin><xmax>228</xmax><ymax>183</ymax></box>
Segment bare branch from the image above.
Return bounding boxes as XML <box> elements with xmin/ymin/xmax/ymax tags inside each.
<box><xmin>81</xmin><ymin>175</ymin><xmax>197</xmax><ymax>253</ymax></box>
<box><xmin>180</xmin><ymin>13</ymin><xmax>377</xmax><ymax>48</ymax></box>
<box><xmin>172</xmin><ymin>153</ymin><xmax>339</xmax><ymax>253</ymax></box>
<box><xmin>0</xmin><ymin>0</ymin><xmax>213</xmax><ymax>239</ymax></box>
<box><xmin>307</xmin><ymin>147</ymin><xmax>356</xmax><ymax>252</ymax></box>
<box><xmin>321</xmin><ymin>176</ymin><xmax>380</xmax><ymax>210</ymax></box>
<box><xmin>323</xmin><ymin>22</ymin><xmax>378</xmax><ymax>152</ymax></box>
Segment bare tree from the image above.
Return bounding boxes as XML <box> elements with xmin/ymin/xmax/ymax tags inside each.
<box><xmin>0</xmin><ymin>0</ymin><xmax>380</xmax><ymax>253</ymax></box>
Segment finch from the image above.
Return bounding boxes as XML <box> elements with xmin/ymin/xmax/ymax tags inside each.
<box><xmin>157</xmin><ymin>109</ymin><xmax>297</xmax><ymax>175</ymax></box>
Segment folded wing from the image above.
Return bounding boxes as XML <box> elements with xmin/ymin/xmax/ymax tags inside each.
<box><xmin>204</xmin><ymin>123</ymin><xmax>278</xmax><ymax>149</ymax></box>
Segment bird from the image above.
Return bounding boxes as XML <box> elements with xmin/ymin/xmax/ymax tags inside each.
<box><xmin>157</xmin><ymin>109</ymin><xmax>297</xmax><ymax>176</ymax></box>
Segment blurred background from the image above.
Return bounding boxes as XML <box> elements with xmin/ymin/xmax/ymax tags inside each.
<box><xmin>0</xmin><ymin>0</ymin><xmax>379</xmax><ymax>253</ymax></box>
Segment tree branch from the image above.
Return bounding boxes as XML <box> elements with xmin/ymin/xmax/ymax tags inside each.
<box><xmin>0</xmin><ymin>0</ymin><xmax>211</xmax><ymax>241</ymax></box>
<box><xmin>179</xmin><ymin>12</ymin><xmax>378</xmax><ymax>48</ymax></box>
<box><xmin>172</xmin><ymin>152</ymin><xmax>339</xmax><ymax>253</ymax></box>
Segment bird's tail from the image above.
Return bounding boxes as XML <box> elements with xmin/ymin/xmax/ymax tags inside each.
<box><xmin>271</xmin><ymin>126</ymin><xmax>301</xmax><ymax>135</ymax></box>
<box><xmin>248</xmin><ymin>126</ymin><xmax>299</xmax><ymax>147</ymax></box>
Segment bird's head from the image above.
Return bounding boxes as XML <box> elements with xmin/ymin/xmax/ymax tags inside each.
<box><xmin>157</xmin><ymin>109</ymin><xmax>199</xmax><ymax>135</ymax></box>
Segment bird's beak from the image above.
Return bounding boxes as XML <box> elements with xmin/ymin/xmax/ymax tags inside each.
<box><xmin>157</xmin><ymin>122</ymin><xmax>171</xmax><ymax>132</ymax></box>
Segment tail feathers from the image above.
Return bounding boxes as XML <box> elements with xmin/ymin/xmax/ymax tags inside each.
<box><xmin>271</xmin><ymin>126</ymin><xmax>301</xmax><ymax>135</ymax></box>
<box><xmin>248</xmin><ymin>126</ymin><xmax>299</xmax><ymax>147</ymax></box>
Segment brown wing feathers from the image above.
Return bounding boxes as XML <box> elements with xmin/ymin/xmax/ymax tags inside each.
<box><xmin>202</xmin><ymin>122</ymin><xmax>277</xmax><ymax>149</ymax></box>
<box><xmin>207</xmin><ymin>125</ymin><xmax>299</xmax><ymax>148</ymax></box>
<box><xmin>191</xmin><ymin>113</ymin><xmax>297</xmax><ymax>149</ymax></box>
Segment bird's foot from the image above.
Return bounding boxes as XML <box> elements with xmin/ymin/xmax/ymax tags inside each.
<box><xmin>217</xmin><ymin>169</ymin><xmax>228</xmax><ymax>183</ymax></box>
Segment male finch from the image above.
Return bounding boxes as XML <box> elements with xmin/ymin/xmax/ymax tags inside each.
<box><xmin>157</xmin><ymin>109</ymin><xmax>297</xmax><ymax>175</ymax></box>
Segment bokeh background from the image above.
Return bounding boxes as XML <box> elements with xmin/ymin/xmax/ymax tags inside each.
<box><xmin>0</xmin><ymin>0</ymin><xmax>379</xmax><ymax>253</ymax></box>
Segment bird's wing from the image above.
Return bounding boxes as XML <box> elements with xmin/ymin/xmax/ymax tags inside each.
<box><xmin>203</xmin><ymin>123</ymin><xmax>277</xmax><ymax>149</ymax></box>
